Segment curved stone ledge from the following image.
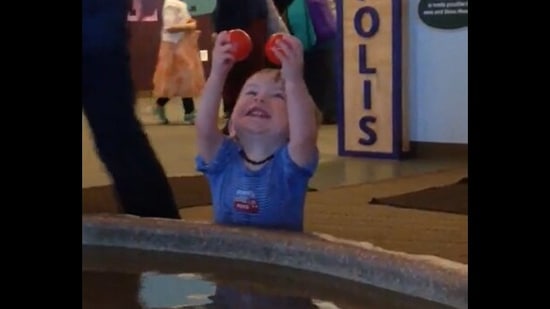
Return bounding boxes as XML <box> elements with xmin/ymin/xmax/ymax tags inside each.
<box><xmin>82</xmin><ymin>214</ymin><xmax>467</xmax><ymax>309</ymax></box>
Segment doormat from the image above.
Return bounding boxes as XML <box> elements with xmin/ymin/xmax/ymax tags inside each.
<box><xmin>82</xmin><ymin>175</ymin><xmax>212</xmax><ymax>213</ymax></box>
<box><xmin>83</xmin><ymin>175</ymin><xmax>319</xmax><ymax>213</ymax></box>
<box><xmin>369</xmin><ymin>177</ymin><xmax>468</xmax><ymax>215</ymax></box>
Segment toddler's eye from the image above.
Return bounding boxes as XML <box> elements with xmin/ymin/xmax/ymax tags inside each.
<box><xmin>273</xmin><ymin>93</ymin><xmax>285</xmax><ymax>100</ymax></box>
<box><xmin>245</xmin><ymin>90</ymin><xmax>257</xmax><ymax>96</ymax></box>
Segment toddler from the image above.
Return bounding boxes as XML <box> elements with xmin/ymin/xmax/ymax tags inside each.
<box><xmin>195</xmin><ymin>32</ymin><xmax>320</xmax><ymax>232</ymax></box>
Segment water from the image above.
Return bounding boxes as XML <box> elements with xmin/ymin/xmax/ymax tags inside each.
<box><xmin>83</xmin><ymin>246</ymin><xmax>454</xmax><ymax>309</ymax></box>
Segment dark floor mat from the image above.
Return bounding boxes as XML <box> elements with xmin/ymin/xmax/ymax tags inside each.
<box><xmin>83</xmin><ymin>175</ymin><xmax>212</xmax><ymax>213</ymax></box>
<box><xmin>369</xmin><ymin>177</ymin><xmax>468</xmax><ymax>215</ymax></box>
<box><xmin>83</xmin><ymin>176</ymin><xmax>319</xmax><ymax>213</ymax></box>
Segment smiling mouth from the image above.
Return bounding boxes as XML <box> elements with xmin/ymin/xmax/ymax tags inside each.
<box><xmin>245</xmin><ymin>107</ymin><xmax>271</xmax><ymax>119</ymax></box>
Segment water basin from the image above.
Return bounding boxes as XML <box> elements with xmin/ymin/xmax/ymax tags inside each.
<box><xmin>82</xmin><ymin>215</ymin><xmax>467</xmax><ymax>309</ymax></box>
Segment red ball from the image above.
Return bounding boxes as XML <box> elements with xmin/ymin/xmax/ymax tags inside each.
<box><xmin>265</xmin><ymin>33</ymin><xmax>285</xmax><ymax>66</ymax></box>
<box><xmin>228</xmin><ymin>29</ymin><xmax>252</xmax><ymax>62</ymax></box>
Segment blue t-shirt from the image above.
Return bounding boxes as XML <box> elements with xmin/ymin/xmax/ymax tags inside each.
<box><xmin>196</xmin><ymin>138</ymin><xmax>318</xmax><ymax>231</ymax></box>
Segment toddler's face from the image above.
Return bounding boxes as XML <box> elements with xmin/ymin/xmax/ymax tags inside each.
<box><xmin>231</xmin><ymin>71</ymin><xmax>289</xmax><ymax>138</ymax></box>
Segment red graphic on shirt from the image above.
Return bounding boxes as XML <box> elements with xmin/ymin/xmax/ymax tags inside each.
<box><xmin>233</xmin><ymin>199</ymin><xmax>259</xmax><ymax>214</ymax></box>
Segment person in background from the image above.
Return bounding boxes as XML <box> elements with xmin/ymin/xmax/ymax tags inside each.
<box><xmin>304</xmin><ymin>36</ymin><xmax>337</xmax><ymax>124</ymax></box>
<box><xmin>273</xmin><ymin>0</ymin><xmax>337</xmax><ymax>124</ymax></box>
<box><xmin>273</xmin><ymin>0</ymin><xmax>294</xmax><ymax>13</ymax></box>
<box><xmin>211</xmin><ymin>0</ymin><xmax>269</xmax><ymax>135</ymax></box>
<box><xmin>82</xmin><ymin>0</ymin><xmax>180</xmax><ymax>219</ymax></box>
<box><xmin>152</xmin><ymin>0</ymin><xmax>205</xmax><ymax>125</ymax></box>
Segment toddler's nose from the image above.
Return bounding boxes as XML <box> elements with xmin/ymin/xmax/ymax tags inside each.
<box><xmin>253</xmin><ymin>95</ymin><xmax>266</xmax><ymax>103</ymax></box>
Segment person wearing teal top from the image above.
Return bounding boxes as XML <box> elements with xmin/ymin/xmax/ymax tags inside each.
<box><xmin>275</xmin><ymin>0</ymin><xmax>337</xmax><ymax>124</ymax></box>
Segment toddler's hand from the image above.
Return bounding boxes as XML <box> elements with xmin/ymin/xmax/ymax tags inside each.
<box><xmin>271</xmin><ymin>34</ymin><xmax>304</xmax><ymax>84</ymax></box>
<box><xmin>211</xmin><ymin>31</ymin><xmax>235</xmax><ymax>77</ymax></box>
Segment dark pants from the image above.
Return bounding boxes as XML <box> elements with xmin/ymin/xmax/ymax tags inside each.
<box><xmin>82</xmin><ymin>0</ymin><xmax>180</xmax><ymax>219</ymax></box>
<box><xmin>304</xmin><ymin>46</ymin><xmax>337</xmax><ymax>123</ymax></box>
<box><xmin>156</xmin><ymin>97</ymin><xmax>195</xmax><ymax>114</ymax></box>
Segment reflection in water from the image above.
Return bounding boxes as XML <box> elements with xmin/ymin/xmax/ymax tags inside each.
<box><xmin>139</xmin><ymin>272</ymin><xmax>215</xmax><ymax>307</ymax></box>
<box><xmin>83</xmin><ymin>246</ymin><xmax>454</xmax><ymax>309</ymax></box>
<box><xmin>138</xmin><ymin>271</ymin><xmax>337</xmax><ymax>308</ymax></box>
<box><xmin>83</xmin><ymin>271</ymin><xmax>142</xmax><ymax>309</ymax></box>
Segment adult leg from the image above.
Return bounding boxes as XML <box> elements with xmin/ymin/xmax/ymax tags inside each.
<box><xmin>303</xmin><ymin>46</ymin><xmax>337</xmax><ymax>124</ymax></box>
<box><xmin>82</xmin><ymin>0</ymin><xmax>180</xmax><ymax>219</ymax></box>
<box><xmin>181</xmin><ymin>97</ymin><xmax>196</xmax><ymax>125</ymax></box>
<box><xmin>319</xmin><ymin>45</ymin><xmax>337</xmax><ymax>124</ymax></box>
<box><xmin>154</xmin><ymin>97</ymin><xmax>170</xmax><ymax>124</ymax></box>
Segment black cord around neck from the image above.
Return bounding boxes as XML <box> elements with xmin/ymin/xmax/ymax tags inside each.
<box><xmin>239</xmin><ymin>150</ymin><xmax>274</xmax><ymax>165</ymax></box>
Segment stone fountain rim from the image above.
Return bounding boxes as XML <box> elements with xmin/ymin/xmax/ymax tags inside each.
<box><xmin>82</xmin><ymin>214</ymin><xmax>467</xmax><ymax>309</ymax></box>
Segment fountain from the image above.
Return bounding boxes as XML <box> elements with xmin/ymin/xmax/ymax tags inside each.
<box><xmin>83</xmin><ymin>214</ymin><xmax>467</xmax><ymax>308</ymax></box>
